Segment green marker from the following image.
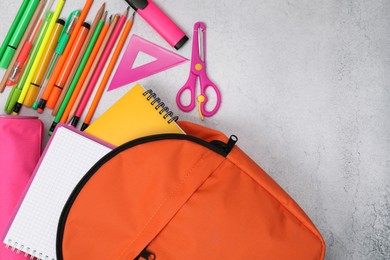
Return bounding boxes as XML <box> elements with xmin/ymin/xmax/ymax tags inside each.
<box><xmin>0</xmin><ymin>0</ymin><xmax>30</xmax><ymax>61</ymax></box>
<box><xmin>48</xmin><ymin>14</ymin><xmax>106</xmax><ymax>135</ymax></box>
<box><xmin>0</xmin><ymin>0</ymin><xmax>40</xmax><ymax>69</ymax></box>
<box><xmin>4</xmin><ymin>11</ymin><xmax>53</xmax><ymax>114</ymax></box>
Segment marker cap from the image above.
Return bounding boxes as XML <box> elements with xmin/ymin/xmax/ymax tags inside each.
<box><xmin>0</xmin><ymin>47</ymin><xmax>16</xmax><ymax>69</ymax></box>
<box><xmin>25</xmin><ymin>84</ymin><xmax>40</xmax><ymax>108</ymax></box>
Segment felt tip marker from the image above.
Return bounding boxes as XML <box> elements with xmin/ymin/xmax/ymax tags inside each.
<box><xmin>124</xmin><ymin>0</ymin><xmax>188</xmax><ymax>50</ymax></box>
<box><xmin>0</xmin><ymin>0</ymin><xmax>40</xmax><ymax>68</ymax></box>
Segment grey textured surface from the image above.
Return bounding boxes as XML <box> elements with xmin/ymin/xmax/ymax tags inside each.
<box><xmin>0</xmin><ymin>0</ymin><xmax>389</xmax><ymax>259</ymax></box>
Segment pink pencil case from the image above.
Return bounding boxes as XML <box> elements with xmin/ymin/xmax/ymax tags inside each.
<box><xmin>0</xmin><ymin>116</ymin><xmax>43</xmax><ymax>259</ymax></box>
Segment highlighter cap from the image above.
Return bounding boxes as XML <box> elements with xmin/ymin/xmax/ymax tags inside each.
<box><xmin>0</xmin><ymin>47</ymin><xmax>16</xmax><ymax>69</ymax></box>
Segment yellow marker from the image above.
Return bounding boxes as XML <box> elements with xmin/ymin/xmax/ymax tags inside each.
<box><xmin>16</xmin><ymin>0</ymin><xmax>65</xmax><ymax>105</ymax></box>
<box><xmin>23</xmin><ymin>19</ymin><xmax>65</xmax><ymax>107</ymax></box>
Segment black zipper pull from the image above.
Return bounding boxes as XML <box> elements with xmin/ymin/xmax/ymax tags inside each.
<box><xmin>225</xmin><ymin>135</ymin><xmax>238</xmax><ymax>154</ymax></box>
<box><xmin>210</xmin><ymin>135</ymin><xmax>238</xmax><ymax>156</ymax></box>
<box><xmin>134</xmin><ymin>248</ymin><xmax>156</xmax><ymax>260</ymax></box>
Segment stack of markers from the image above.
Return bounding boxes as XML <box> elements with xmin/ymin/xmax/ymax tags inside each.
<box><xmin>0</xmin><ymin>0</ymin><xmax>135</xmax><ymax>134</ymax></box>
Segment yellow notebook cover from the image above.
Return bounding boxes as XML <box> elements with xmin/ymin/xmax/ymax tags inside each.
<box><xmin>84</xmin><ymin>84</ymin><xmax>185</xmax><ymax>146</ymax></box>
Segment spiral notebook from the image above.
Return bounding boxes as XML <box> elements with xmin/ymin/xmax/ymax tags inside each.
<box><xmin>84</xmin><ymin>84</ymin><xmax>185</xmax><ymax>146</ymax></box>
<box><xmin>3</xmin><ymin>125</ymin><xmax>113</xmax><ymax>260</ymax></box>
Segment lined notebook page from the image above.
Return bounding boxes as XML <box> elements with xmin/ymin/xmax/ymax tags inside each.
<box><xmin>3</xmin><ymin>126</ymin><xmax>112</xmax><ymax>260</ymax></box>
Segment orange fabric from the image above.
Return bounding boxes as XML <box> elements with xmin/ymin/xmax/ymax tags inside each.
<box><xmin>60</xmin><ymin>122</ymin><xmax>325</xmax><ymax>259</ymax></box>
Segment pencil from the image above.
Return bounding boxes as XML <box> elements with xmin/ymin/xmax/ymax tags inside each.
<box><xmin>37</xmin><ymin>0</ymin><xmax>94</xmax><ymax>113</ymax></box>
<box><xmin>0</xmin><ymin>0</ymin><xmax>48</xmax><ymax>93</ymax></box>
<box><xmin>71</xmin><ymin>9</ymin><xmax>128</xmax><ymax>128</ymax></box>
<box><xmin>81</xmin><ymin>12</ymin><xmax>135</xmax><ymax>131</ymax></box>
<box><xmin>68</xmin><ymin>14</ymin><xmax>119</xmax><ymax>126</ymax></box>
<box><xmin>10</xmin><ymin>0</ymin><xmax>65</xmax><ymax>114</ymax></box>
<box><xmin>52</xmin><ymin>3</ymin><xmax>105</xmax><ymax>116</ymax></box>
<box><xmin>59</xmin><ymin>15</ymin><xmax>110</xmax><ymax>125</ymax></box>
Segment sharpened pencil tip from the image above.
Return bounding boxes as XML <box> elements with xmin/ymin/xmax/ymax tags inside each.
<box><xmin>102</xmin><ymin>11</ymin><xmax>107</xmax><ymax>21</ymax></box>
<box><xmin>130</xmin><ymin>12</ymin><xmax>135</xmax><ymax>22</ymax></box>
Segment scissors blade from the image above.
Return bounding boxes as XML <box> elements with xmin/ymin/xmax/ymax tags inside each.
<box><xmin>198</xmin><ymin>26</ymin><xmax>204</xmax><ymax>62</ymax></box>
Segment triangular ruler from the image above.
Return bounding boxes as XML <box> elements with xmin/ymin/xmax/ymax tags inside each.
<box><xmin>108</xmin><ymin>35</ymin><xmax>188</xmax><ymax>91</ymax></box>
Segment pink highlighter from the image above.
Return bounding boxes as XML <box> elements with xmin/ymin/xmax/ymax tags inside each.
<box><xmin>124</xmin><ymin>0</ymin><xmax>188</xmax><ymax>50</ymax></box>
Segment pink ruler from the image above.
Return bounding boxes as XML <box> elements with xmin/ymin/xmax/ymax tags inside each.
<box><xmin>108</xmin><ymin>34</ymin><xmax>188</xmax><ymax>91</ymax></box>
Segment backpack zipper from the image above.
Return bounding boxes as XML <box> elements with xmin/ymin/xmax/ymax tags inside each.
<box><xmin>56</xmin><ymin>133</ymin><xmax>237</xmax><ymax>260</ymax></box>
<box><xmin>134</xmin><ymin>247</ymin><xmax>156</xmax><ymax>260</ymax></box>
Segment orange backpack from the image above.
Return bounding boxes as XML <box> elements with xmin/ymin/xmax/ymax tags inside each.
<box><xmin>57</xmin><ymin>121</ymin><xmax>325</xmax><ymax>259</ymax></box>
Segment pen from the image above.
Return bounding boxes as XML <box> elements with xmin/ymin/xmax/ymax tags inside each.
<box><xmin>71</xmin><ymin>9</ymin><xmax>128</xmax><ymax>128</ymax></box>
<box><xmin>0</xmin><ymin>0</ymin><xmax>30</xmax><ymax>61</ymax></box>
<box><xmin>4</xmin><ymin>2</ymin><xmax>54</xmax><ymax>114</ymax></box>
<box><xmin>32</xmin><ymin>11</ymin><xmax>80</xmax><ymax>109</ymax></box>
<box><xmin>37</xmin><ymin>0</ymin><xmax>94</xmax><ymax>113</ymax></box>
<box><xmin>68</xmin><ymin>14</ymin><xmax>118</xmax><ymax>125</ymax></box>
<box><xmin>0</xmin><ymin>0</ymin><xmax>47</xmax><ymax>93</ymax></box>
<box><xmin>5</xmin><ymin>11</ymin><xmax>53</xmax><ymax>114</ymax></box>
<box><xmin>45</xmin><ymin>22</ymin><xmax>91</xmax><ymax>109</ymax></box>
<box><xmin>45</xmin><ymin>10</ymin><xmax>81</xmax><ymax>82</ymax></box>
<box><xmin>52</xmin><ymin>3</ymin><xmax>106</xmax><ymax>116</ymax></box>
<box><xmin>24</xmin><ymin>19</ymin><xmax>65</xmax><ymax>108</ymax></box>
<box><xmin>0</xmin><ymin>0</ymin><xmax>40</xmax><ymax>69</ymax></box>
<box><xmin>3</xmin><ymin>0</ymin><xmax>49</xmax><ymax>89</ymax></box>
<box><xmin>11</xmin><ymin>0</ymin><xmax>65</xmax><ymax>115</ymax></box>
<box><xmin>81</xmin><ymin>12</ymin><xmax>135</xmax><ymax>131</ymax></box>
<box><xmin>58</xmin><ymin>15</ymin><xmax>110</xmax><ymax>126</ymax></box>
<box><xmin>50</xmin><ymin>11</ymin><xmax>107</xmax><ymax>134</ymax></box>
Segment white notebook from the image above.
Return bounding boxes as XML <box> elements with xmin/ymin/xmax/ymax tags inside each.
<box><xmin>3</xmin><ymin>125</ymin><xmax>113</xmax><ymax>260</ymax></box>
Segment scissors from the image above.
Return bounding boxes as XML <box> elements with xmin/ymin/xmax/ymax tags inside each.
<box><xmin>176</xmin><ymin>22</ymin><xmax>221</xmax><ymax>120</ymax></box>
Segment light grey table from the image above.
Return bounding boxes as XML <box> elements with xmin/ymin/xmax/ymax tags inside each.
<box><xmin>0</xmin><ymin>0</ymin><xmax>389</xmax><ymax>259</ymax></box>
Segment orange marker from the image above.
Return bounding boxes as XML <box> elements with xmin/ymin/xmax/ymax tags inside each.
<box><xmin>81</xmin><ymin>13</ymin><xmax>135</xmax><ymax>130</ymax></box>
<box><xmin>46</xmin><ymin>23</ymin><xmax>90</xmax><ymax>109</ymax></box>
<box><xmin>59</xmin><ymin>17</ymin><xmax>110</xmax><ymax>124</ymax></box>
<box><xmin>52</xmin><ymin>3</ymin><xmax>105</xmax><ymax>116</ymax></box>
<box><xmin>37</xmin><ymin>0</ymin><xmax>94</xmax><ymax>112</ymax></box>
<box><xmin>66</xmin><ymin>14</ymin><xmax>118</xmax><ymax>123</ymax></box>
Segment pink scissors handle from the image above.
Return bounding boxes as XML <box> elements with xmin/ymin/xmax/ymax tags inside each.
<box><xmin>176</xmin><ymin>74</ymin><xmax>196</xmax><ymax>112</ymax></box>
<box><xmin>198</xmin><ymin>72</ymin><xmax>221</xmax><ymax>117</ymax></box>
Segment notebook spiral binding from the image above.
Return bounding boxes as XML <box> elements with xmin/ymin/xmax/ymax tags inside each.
<box><xmin>5</xmin><ymin>239</ymin><xmax>54</xmax><ymax>260</ymax></box>
<box><xmin>143</xmin><ymin>89</ymin><xmax>179</xmax><ymax>123</ymax></box>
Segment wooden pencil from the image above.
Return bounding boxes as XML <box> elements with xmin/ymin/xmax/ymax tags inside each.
<box><xmin>59</xmin><ymin>13</ymin><xmax>110</xmax><ymax>124</ymax></box>
<box><xmin>66</xmin><ymin>14</ymin><xmax>119</xmax><ymax>124</ymax></box>
<box><xmin>81</xmin><ymin>12</ymin><xmax>135</xmax><ymax>130</ymax></box>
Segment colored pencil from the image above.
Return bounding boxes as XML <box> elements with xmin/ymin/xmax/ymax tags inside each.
<box><xmin>37</xmin><ymin>0</ymin><xmax>94</xmax><ymax>112</ymax></box>
<box><xmin>81</xmin><ymin>12</ymin><xmax>135</xmax><ymax>131</ymax></box>
<box><xmin>59</xmin><ymin>15</ymin><xmax>110</xmax><ymax>125</ymax></box>
<box><xmin>67</xmin><ymin>14</ymin><xmax>119</xmax><ymax>125</ymax></box>
<box><xmin>70</xmin><ymin>10</ymin><xmax>127</xmax><ymax>128</ymax></box>
<box><xmin>52</xmin><ymin>3</ymin><xmax>105</xmax><ymax>116</ymax></box>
